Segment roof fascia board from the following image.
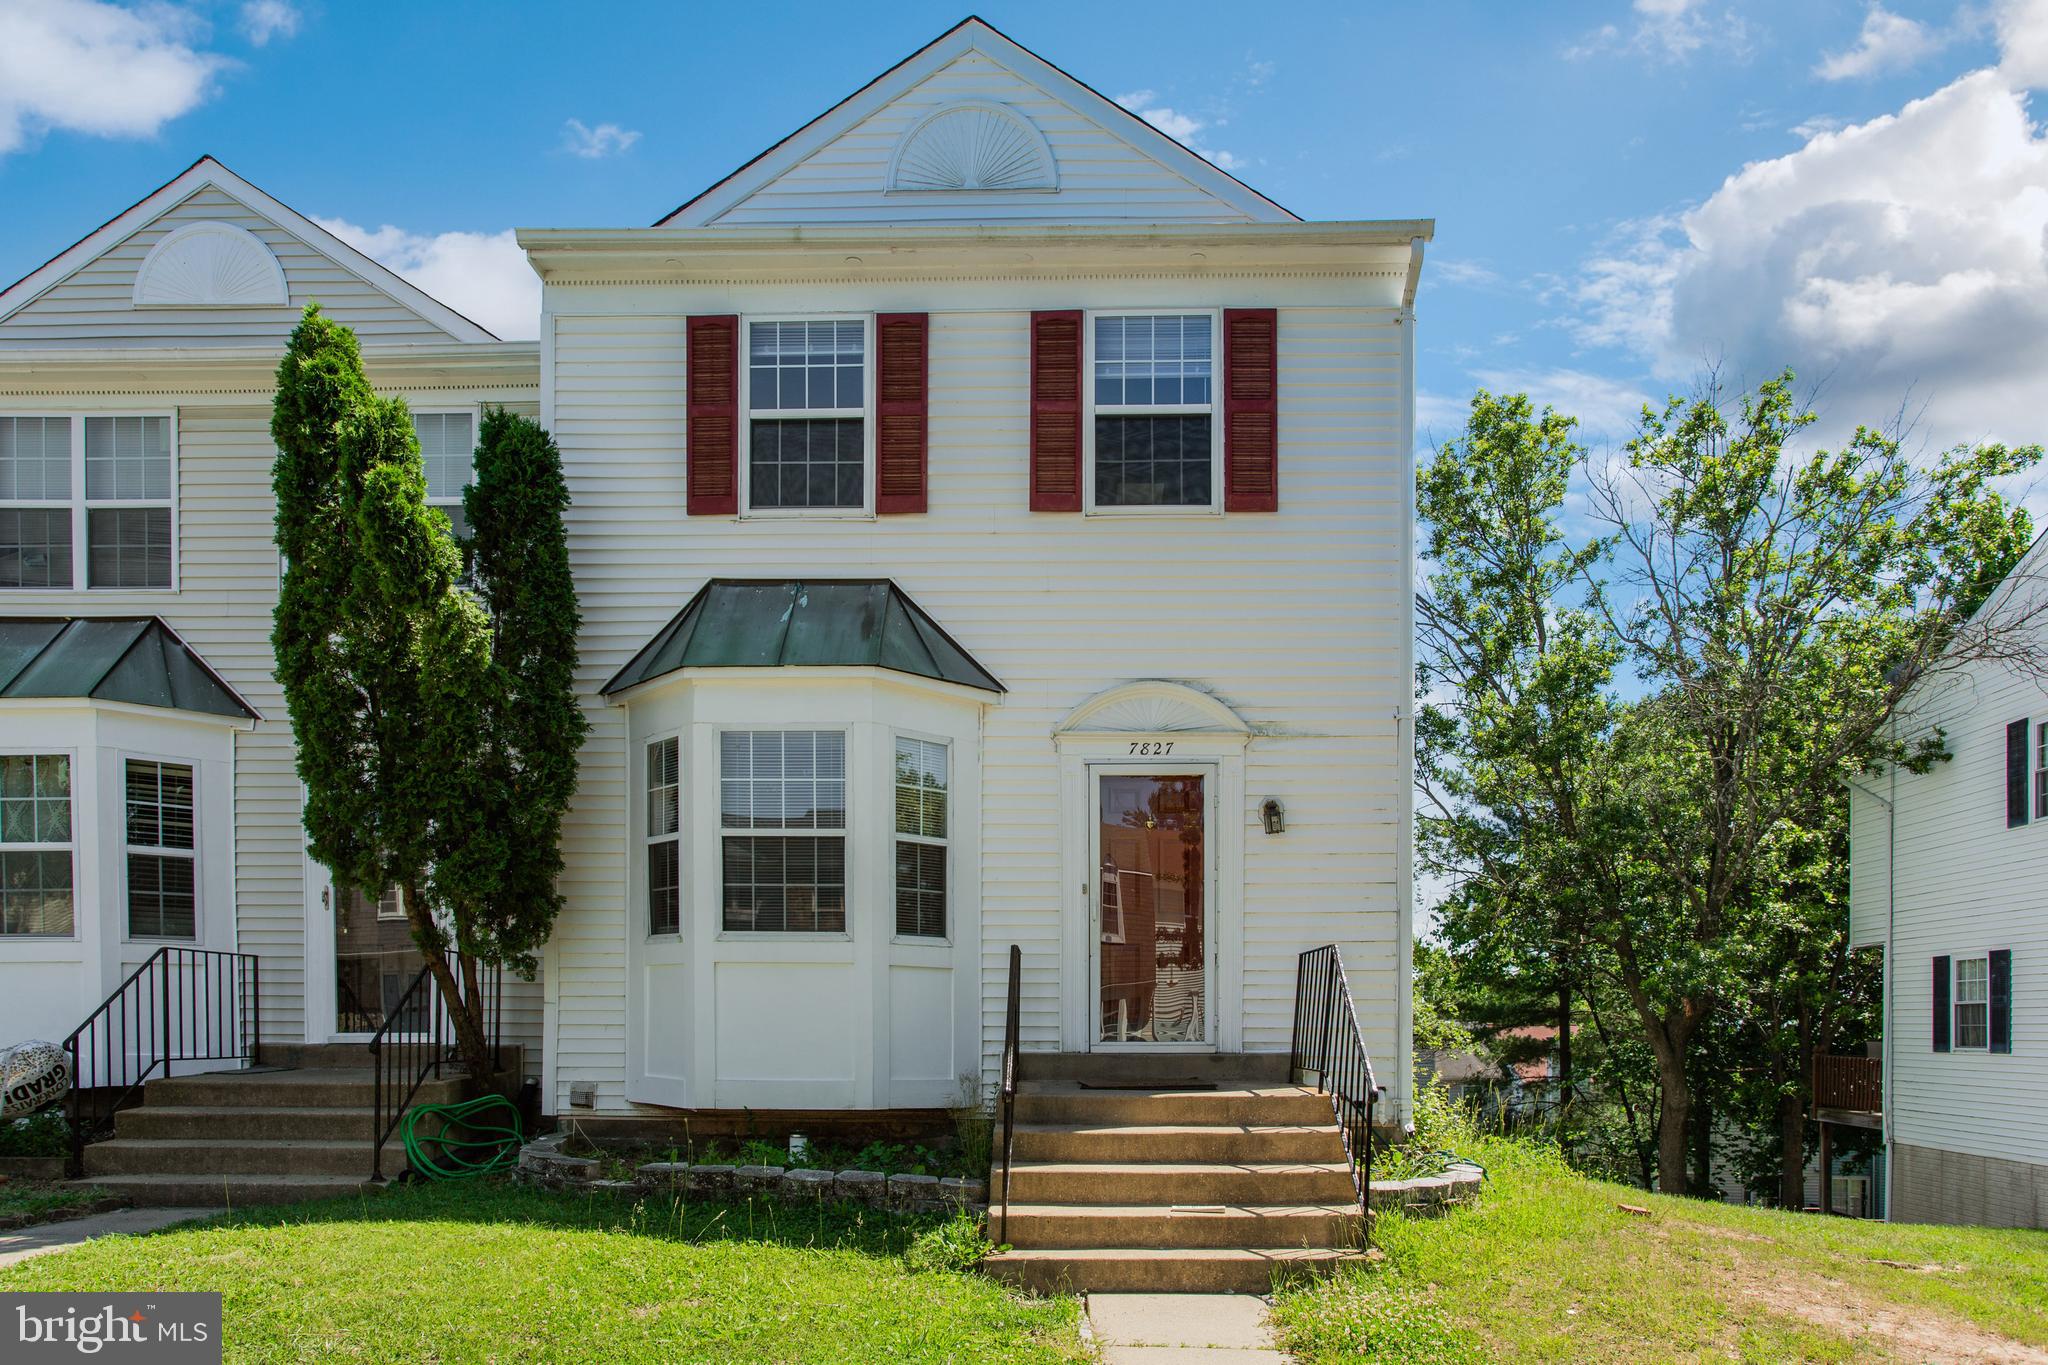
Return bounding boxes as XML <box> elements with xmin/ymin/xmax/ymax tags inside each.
<box><xmin>603</xmin><ymin>664</ymin><xmax>1002</xmax><ymax>709</ymax></box>
<box><xmin>0</xmin><ymin>695</ymin><xmax>257</xmax><ymax>730</ymax></box>
<box><xmin>0</xmin><ymin>342</ymin><xmax>541</xmax><ymax>395</ymax></box>
<box><xmin>658</xmin><ymin>19</ymin><xmax>1297</xmax><ymax>228</ymax></box>
<box><xmin>0</xmin><ymin>158</ymin><xmax>502</xmax><ymax>344</ymax></box>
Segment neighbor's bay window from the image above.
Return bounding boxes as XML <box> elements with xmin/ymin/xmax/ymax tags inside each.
<box><xmin>1954</xmin><ymin>955</ymin><xmax>1990</xmax><ymax>1049</ymax></box>
<box><xmin>745</xmin><ymin>319</ymin><xmax>869</xmax><ymax>513</ymax></box>
<box><xmin>1089</xmin><ymin>312</ymin><xmax>1217</xmax><ymax>510</ymax></box>
<box><xmin>646</xmin><ymin>736</ymin><xmax>681</xmax><ymax>935</ymax></box>
<box><xmin>720</xmin><ymin>730</ymin><xmax>846</xmax><ymax>932</ymax></box>
<box><xmin>0</xmin><ymin>415</ymin><xmax>175</xmax><ymax>590</ymax></box>
<box><xmin>893</xmin><ymin>736</ymin><xmax>948</xmax><ymax>939</ymax></box>
<box><xmin>125</xmin><ymin>759</ymin><xmax>196</xmax><ymax>940</ymax></box>
<box><xmin>0</xmin><ymin>755</ymin><xmax>73</xmax><ymax>937</ymax></box>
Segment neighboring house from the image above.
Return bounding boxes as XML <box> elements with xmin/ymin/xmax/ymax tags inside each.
<box><xmin>0</xmin><ymin>19</ymin><xmax>1424</xmax><ymax>1141</ymax></box>
<box><xmin>1846</xmin><ymin>540</ymin><xmax>2048</xmax><ymax>1229</ymax></box>
<box><xmin>1420</xmin><ymin>1024</ymin><xmax>1560</xmax><ymax>1127</ymax></box>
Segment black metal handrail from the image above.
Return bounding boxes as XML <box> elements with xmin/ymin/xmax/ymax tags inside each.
<box><xmin>369</xmin><ymin>955</ymin><xmax>502</xmax><ymax>1180</ymax></box>
<box><xmin>63</xmin><ymin>946</ymin><xmax>261</xmax><ymax>1176</ymax></box>
<box><xmin>1290</xmin><ymin>944</ymin><xmax>1383</xmax><ymax>1246</ymax></box>
<box><xmin>996</xmin><ymin>943</ymin><xmax>1021</xmax><ymax>1243</ymax></box>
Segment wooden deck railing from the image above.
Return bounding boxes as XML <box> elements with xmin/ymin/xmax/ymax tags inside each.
<box><xmin>1812</xmin><ymin>1053</ymin><xmax>1881</xmax><ymax>1115</ymax></box>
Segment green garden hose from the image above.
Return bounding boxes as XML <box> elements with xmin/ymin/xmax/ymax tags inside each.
<box><xmin>400</xmin><ymin>1093</ymin><xmax>524</xmax><ymax>1180</ymax></box>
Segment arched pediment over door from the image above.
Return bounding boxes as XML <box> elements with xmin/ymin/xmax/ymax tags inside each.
<box><xmin>1054</xmin><ymin>680</ymin><xmax>1251</xmax><ymax>743</ymax></box>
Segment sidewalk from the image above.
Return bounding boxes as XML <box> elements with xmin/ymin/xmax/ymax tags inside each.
<box><xmin>0</xmin><ymin>1207</ymin><xmax>214</xmax><ymax>1267</ymax></box>
<box><xmin>1088</xmin><ymin>1292</ymin><xmax>1292</xmax><ymax>1363</ymax></box>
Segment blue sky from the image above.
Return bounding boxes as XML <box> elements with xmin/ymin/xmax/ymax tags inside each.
<box><xmin>1</xmin><ymin>0</ymin><xmax>2042</xmax><ymax>459</ymax></box>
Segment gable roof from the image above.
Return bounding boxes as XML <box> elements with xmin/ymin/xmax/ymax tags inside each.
<box><xmin>0</xmin><ymin>156</ymin><xmax>498</xmax><ymax>342</ymax></box>
<box><xmin>602</xmin><ymin>580</ymin><xmax>1005</xmax><ymax>696</ymax></box>
<box><xmin>657</xmin><ymin>16</ymin><xmax>1298</xmax><ymax>228</ymax></box>
<box><xmin>0</xmin><ymin>617</ymin><xmax>258</xmax><ymax>721</ymax></box>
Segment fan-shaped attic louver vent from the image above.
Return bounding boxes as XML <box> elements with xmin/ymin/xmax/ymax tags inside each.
<box><xmin>132</xmin><ymin>221</ymin><xmax>289</xmax><ymax>308</ymax></box>
<box><xmin>887</xmin><ymin>101</ymin><xmax>1057</xmax><ymax>192</ymax></box>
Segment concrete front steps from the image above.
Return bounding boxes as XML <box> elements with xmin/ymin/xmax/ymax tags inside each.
<box><xmin>981</xmin><ymin>1054</ymin><xmax>1375</xmax><ymax>1294</ymax></box>
<box><xmin>70</xmin><ymin>1045</ymin><xmax>474</xmax><ymax>1208</ymax></box>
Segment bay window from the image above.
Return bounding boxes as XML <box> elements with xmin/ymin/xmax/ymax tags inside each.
<box><xmin>0</xmin><ymin>755</ymin><xmax>73</xmax><ymax>937</ymax></box>
<box><xmin>744</xmin><ymin>319</ymin><xmax>869</xmax><ymax>513</ymax></box>
<box><xmin>646</xmin><ymin>736</ymin><xmax>681</xmax><ymax>935</ymax></box>
<box><xmin>720</xmin><ymin>729</ymin><xmax>846</xmax><ymax>932</ymax></box>
<box><xmin>124</xmin><ymin>759</ymin><xmax>196</xmax><ymax>940</ymax></box>
<box><xmin>893</xmin><ymin>736</ymin><xmax>948</xmax><ymax>939</ymax></box>
<box><xmin>1088</xmin><ymin>312</ymin><xmax>1218</xmax><ymax>511</ymax></box>
<box><xmin>0</xmin><ymin>414</ymin><xmax>175</xmax><ymax>590</ymax></box>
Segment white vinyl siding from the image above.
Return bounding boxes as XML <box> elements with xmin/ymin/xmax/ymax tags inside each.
<box><xmin>545</xmin><ymin>290</ymin><xmax>1409</xmax><ymax>1115</ymax></box>
<box><xmin>0</xmin><ymin>186</ymin><xmax>463</xmax><ymax>349</ymax></box>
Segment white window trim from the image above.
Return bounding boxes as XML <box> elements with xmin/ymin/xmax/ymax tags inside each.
<box><xmin>891</xmin><ymin>729</ymin><xmax>951</xmax><ymax>945</ymax></box>
<box><xmin>412</xmin><ymin>405</ymin><xmax>480</xmax><ymax>529</ymax></box>
<box><xmin>375</xmin><ymin>885</ymin><xmax>407</xmax><ymax>922</ymax></box>
<box><xmin>737</xmin><ymin>314</ymin><xmax>877</xmax><ymax>521</ymax></box>
<box><xmin>0</xmin><ymin>411</ymin><xmax>180</xmax><ymax>592</ymax></box>
<box><xmin>120</xmin><ymin>753</ymin><xmax>198</xmax><ymax>944</ymax></box>
<box><xmin>645</xmin><ymin>732</ymin><xmax>683</xmax><ymax>939</ymax></box>
<box><xmin>0</xmin><ymin>749</ymin><xmax>78</xmax><ymax>940</ymax></box>
<box><xmin>1953</xmin><ymin>953</ymin><xmax>1991</xmax><ymax>1052</ymax></box>
<box><xmin>713</xmin><ymin>723</ymin><xmax>854</xmax><ymax>940</ymax></box>
<box><xmin>1082</xmin><ymin>308</ymin><xmax>1223</xmax><ymax>518</ymax></box>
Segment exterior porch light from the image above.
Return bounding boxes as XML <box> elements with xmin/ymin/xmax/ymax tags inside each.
<box><xmin>1261</xmin><ymin>798</ymin><xmax>1286</xmax><ymax>835</ymax></box>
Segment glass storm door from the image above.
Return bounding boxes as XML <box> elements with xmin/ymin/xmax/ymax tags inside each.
<box><xmin>1096</xmin><ymin>773</ymin><xmax>1208</xmax><ymax>1045</ymax></box>
<box><xmin>333</xmin><ymin>885</ymin><xmax>430</xmax><ymax>1034</ymax></box>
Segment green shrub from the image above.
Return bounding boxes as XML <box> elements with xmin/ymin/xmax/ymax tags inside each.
<box><xmin>0</xmin><ymin>1111</ymin><xmax>69</xmax><ymax>1158</ymax></box>
<box><xmin>905</xmin><ymin>1212</ymin><xmax>993</xmax><ymax>1273</ymax></box>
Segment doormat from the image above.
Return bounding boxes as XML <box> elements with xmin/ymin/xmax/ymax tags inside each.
<box><xmin>1075</xmin><ymin>1080</ymin><xmax>1220</xmax><ymax>1090</ymax></box>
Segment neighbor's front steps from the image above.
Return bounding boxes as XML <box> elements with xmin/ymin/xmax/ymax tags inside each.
<box><xmin>69</xmin><ymin>1044</ymin><xmax>501</xmax><ymax>1207</ymax></box>
<box><xmin>981</xmin><ymin>1053</ymin><xmax>1380</xmax><ymax>1296</ymax></box>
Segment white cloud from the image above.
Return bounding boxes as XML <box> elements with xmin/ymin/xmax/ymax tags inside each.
<box><xmin>1790</xmin><ymin>113</ymin><xmax>1848</xmax><ymax>139</ymax></box>
<box><xmin>0</xmin><ymin>0</ymin><xmax>229</xmax><ymax>156</ymax></box>
<box><xmin>562</xmin><ymin>118</ymin><xmax>640</xmax><ymax>160</ymax></box>
<box><xmin>1564</xmin><ymin>0</ymin><xmax>1751</xmax><ymax>64</ymax></box>
<box><xmin>1562</xmin><ymin>2</ymin><xmax>2048</xmax><ymax>451</ymax></box>
<box><xmin>1431</xmin><ymin>258</ymin><xmax>1503</xmax><ymax>289</ymax></box>
<box><xmin>1115</xmin><ymin>89</ymin><xmax>1244</xmax><ymax>171</ymax></box>
<box><xmin>1815</xmin><ymin>4</ymin><xmax>1942</xmax><ymax>80</ymax></box>
<box><xmin>315</xmin><ymin>216</ymin><xmax>539</xmax><ymax>342</ymax></box>
<box><xmin>239</xmin><ymin>0</ymin><xmax>299</xmax><ymax>47</ymax></box>
<box><xmin>1469</xmin><ymin>367</ymin><xmax>1657</xmax><ymax>443</ymax></box>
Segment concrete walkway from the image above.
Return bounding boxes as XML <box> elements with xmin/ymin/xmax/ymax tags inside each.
<box><xmin>0</xmin><ymin>1207</ymin><xmax>215</xmax><ymax>1267</ymax></box>
<box><xmin>1088</xmin><ymin>1293</ymin><xmax>1291</xmax><ymax>1362</ymax></box>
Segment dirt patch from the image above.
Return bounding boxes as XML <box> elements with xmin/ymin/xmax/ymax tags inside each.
<box><xmin>1727</xmin><ymin>1258</ymin><xmax>2048</xmax><ymax>1364</ymax></box>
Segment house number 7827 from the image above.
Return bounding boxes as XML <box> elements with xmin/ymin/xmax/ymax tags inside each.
<box><xmin>1128</xmin><ymin>741</ymin><xmax>1174</xmax><ymax>756</ymax></box>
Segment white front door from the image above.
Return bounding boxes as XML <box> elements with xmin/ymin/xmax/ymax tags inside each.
<box><xmin>1090</xmin><ymin>765</ymin><xmax>1216</xmax><ymax>1050</ymax></box>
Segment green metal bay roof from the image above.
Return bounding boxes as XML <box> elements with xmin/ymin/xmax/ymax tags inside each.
<box><xmin>602</xmin><ymin>580</ymin><xmax>1003</xmax><ymax>696</ymax></box>
<box><xmin>0</xmin><ymin>618</ymin><xmax>258</xmax><ymax>720</ymax></box>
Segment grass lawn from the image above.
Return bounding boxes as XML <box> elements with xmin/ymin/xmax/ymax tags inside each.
<box><xmin>0</xmin><ymin>1183</ymin><xmax>111</xmax><ymax>1222</ymax></box>
<box><xmin>1274</xmin><ymin>1138</ymin><xmax>2048</xmax><ymax>1364</ymax></box>
<box><xmin>0</xmin><ymin>1181</ymin><xmax>1085</xmax><ymax>1364</ymax></box>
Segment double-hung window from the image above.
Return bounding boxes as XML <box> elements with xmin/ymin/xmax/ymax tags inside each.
<box><xmin>125</xmin><ymin>759</ymin><xmax>196</xmax><ymax>940</ymax></box>
<box><xmin>414</xmin><ymin>411</ymin><xmax>476</xmax><ymax>542</ymax></box>
<box><xmin>0</xmin><ymin>415</ymin><xmax>174</xmax><ymax>589</ymax></box>
<box><xmin>2034</xmin><ymin>720</ymin><xmax>2047</xmax><ymax>819</ymax></box>
<box><xmin>1954</xmin><ymin>956</ymin><xmax>1990</xmax><ymax>1049</ymax></box>
<box><xmin>0</xmin><ymin>755</ymin><xmax>73</xmax><ymax>937</ymax></box>
<box><xmin>720</xmin><ymin>730</ymin><xmax>846</xmax><ymax>933</ymax></box>
<box><xmin>893</xmin><ymin>737</ymin><xmax>948</xmax><ymax>939</ymax></box>
<box><xmin>744</xmin><ymin>318</ymin><xmax>870</xmax><ymax>513</ymax></box>
<box><xmin>1088</xmin><ymin>312</ymin><xmax>1218</xmax><ymax>511</ymax></box>
<box><xmin>646</xmin><ymin>736</ymin><xmax>681</xmax><ymax>936</ymax></box>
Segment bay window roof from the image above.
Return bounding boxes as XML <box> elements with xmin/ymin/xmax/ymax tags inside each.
<box><xmin>0</xmin><ymin>616</ymin><xmax>257</xmax><ymax>719</ymax></box>
<box><xmin>602</xmin><ymin>579</ymin><xmax>1003</xmax><ymax>696</ymax></box>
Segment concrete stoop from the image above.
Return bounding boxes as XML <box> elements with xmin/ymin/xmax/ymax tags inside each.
<box><xmin>981</xmin><ymin>1055</ymin><xmax>1375</xmax><ymax>1295</ymax></box>
<box><xmin>68</xmin><ymin>1045</ymin><xmax>515</xmax><ymax>1208</ymax></box>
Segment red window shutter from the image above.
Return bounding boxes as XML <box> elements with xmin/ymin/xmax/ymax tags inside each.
<box><xmin>686</xmin><ymin>315</ymin><xmax>738</xmax><ymax>515</ymax></box>
<box><xmin>875</xmin><ymin>312</ymin><xmax>929</xmax><ymax>514</ymax></box>
<box><xmin>1029</xmin><ymin>310</ymin><xmax>1083</xmax><ymax>512</ymax></box>
<box><xmin>1223</xmin><ymin>308</ymin><xmax>1279</xmax><ymax>512</ymax></box>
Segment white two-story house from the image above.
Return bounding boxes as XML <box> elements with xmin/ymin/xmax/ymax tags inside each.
<box><xmin>1847</xmin><ymin>540</ymin><xmax>2047</xmax><ymax>1229</ymax></box>
<box><xmin>0</xmin><ymin>18</ymin><xmax>1423</xmax><ymax>1210</ymax></box>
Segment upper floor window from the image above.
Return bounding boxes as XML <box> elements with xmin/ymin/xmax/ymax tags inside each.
<box><xmin>1954</xmin><ymin>955</ymin><xmax>1990</xmax><ymax>1050</ymax></box>
<box><xmin>1088</xmin><ymin>312</ymin><xmax>1218</xmax><ymax>512</ymax></box>
<box><xmin>745</xmin><ymin>319</ymin><xmax>870</xmax><ymax>514</ymax></box>
<box><xmin>0</xmin><ymin>415</ymin><xmax>174</xmax><ymax>590</ymax></box>
<box><xmin>414</xmin><ymin>411</ymin><xmax>475</xmax><ymax>541</ymax></box>
<box><xmin>125</xmin><ymin>759</ymin><xmax>196</xmax><ymax>940</ymax></box>
<box><xmin>0</xmin><ymin>754</ymin><xmax>73</xmax><ymax>937</ymax></box>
